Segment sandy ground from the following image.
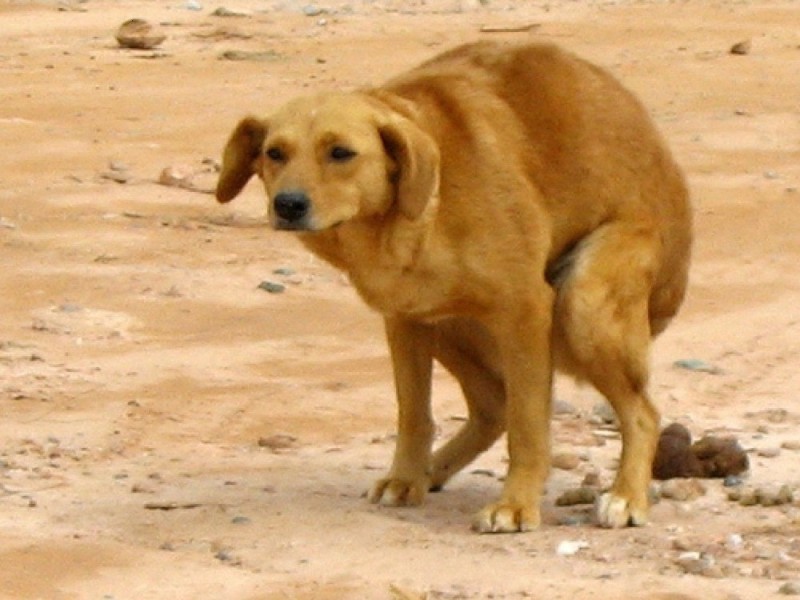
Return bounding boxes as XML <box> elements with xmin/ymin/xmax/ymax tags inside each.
<box><xmin>1</xmin><ymin>1</ymin><xmax>799</xmax><ymax>598</ymax></box>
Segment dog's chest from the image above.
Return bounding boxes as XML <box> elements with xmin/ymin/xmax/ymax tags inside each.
<box><xmin>348</xmin><ymin>262</ymin><xmax>453</xmax><ymax>321</ymax></box>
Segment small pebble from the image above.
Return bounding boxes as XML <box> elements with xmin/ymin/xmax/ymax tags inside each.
<box><xmin>726</xmin><ymin>533</ymin><xmax>744</xmax><ymax>550</ymax></box>
<box><xmin>231</xmin><ymin>515</ymin><xmax>251</xmax><ymax>525</ymax></box>
<box><xmin>553</xmin><ymin>398</ymin><xmax>576</xmax><ymax>416</ymax></box>
<box><xmin>257</xmin><ymin>433</ymin><xmax>296</xmax><ymax>451</ymax></box>
<box><xmin>723</xmin><ymin>475</ymin><xmax>744</xmax><ymax>487</ymax></box>
<box><xmin>158</xmin><ymin>164</ymin><xmax>196</xmax><ymax>189</ymax></box>
<box><xmin>736</xmin><ymin>489</ymin><xmax>759</xmax><ymax>506</ymax></box>
<box><xmin>214</xmin><ymin>549</ymin><xmax>234</xmax><ymax>562</ymax></box>
<box><xmin>302</xmin><ymin>4</ymin><xmax>323</xmax><ymax>16</ymax></box>
<box><xmin>257</xmin><ymin>281</ymin><xmax>286</xmax><ymax>294</ymax></box>
<box><xmin>779</xmin><ymin>582</ymin><xmax>800</xmax><ymax>596</ymax></box>
<box><xmin>581</xmin><ymin>472</ymin><xmax>601</xmax><ymax>487</ymax></box>
<box><xmin>211</xmin><ymin>7</ymin><xmax>247</xmax><ymax>17</ymax></box>
<box><xmin>659</xmin><ymin>478</ymin><xmax>706</xmax><ymax>502</ymax></box>
<box><xmin>558</xmin><ymin>513</ymin><xmax>592</xmax><ymax>527</ymax></box>
<box><xmin>729</xmin><ymin>39</ymin><xmax>751</xmax><ymax>55</ymax></box>
<box><xmin>556</xmin><ymin>487</ymin><xmax>597</xmax><ymax>507</ymax></box>
<box><xmin>675</xmin><ymin>551</ymin><xmax>715</xmax><ymax>576</ymax></box>
<box><xmin>552</xmin><ymin>452</ymin><xmax>581</xmax><ymax>471</ymax></box>
<box><xmin>673</xmin><ymin>358</ymin><xmax>721</xmax><ymax>374</ymax></box>
<box><xmin>757</xmin><ymin>447</ymin><xmax>781</xmax><ymax>458</ymax></box>
<box><xmin>470</xmin><ymin>468</ymin><xmax>497</xmax><ymax>478</ymax></box>
<box><xmin>556</xmin><ymin>540</ymin><xmax>589</xmax><ymax>556</ymax></box>
<box><xmin>115</xmin><ymin>19</ymin><xmax>166</xmax><ymax>50</ymax></box>
<box><xmin>592</xmin><ymin>402</ymin><xmax>617</xmax><ymax>425</ymax></box>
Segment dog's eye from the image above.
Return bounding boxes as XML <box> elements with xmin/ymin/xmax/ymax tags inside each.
<box><xmin>266</xmin><ymin>147</ymin><xmax>286</xmax><ymax>162</ymax></box>
<box><xmin>329</xmin><ymin>146</ymin><xmax>357</xmax><ymax>163</ymax></box>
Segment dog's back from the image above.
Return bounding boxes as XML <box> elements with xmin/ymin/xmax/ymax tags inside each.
<box><xmin>382</xmin><ymin>41</ymin><xmax>691</xmax><ymax>335</ymax></box>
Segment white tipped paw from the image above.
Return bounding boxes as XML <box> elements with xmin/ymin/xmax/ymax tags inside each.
<box><xmin>472</xmin><ymin>502</ymin><xmax>540</xmax><ymax>534</ymax></box>
<box><xmin>368</xmin><ymin>477</ymin><xmax>428</xmax><ymax>507</ymax></box>
<box><xmin>595</xmin><ymin>492</ymin><xmax>648</xmax><ymax>528</ymax></box>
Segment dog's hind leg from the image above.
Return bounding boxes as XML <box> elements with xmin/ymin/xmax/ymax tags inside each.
<box><xmin>429</xmin><ymin>328</ymin><xmax>506</xmax><ymax>491</ymax></box>
<box><xmin>555</xmin><ymin>223</ymin><xmax>662</xmax><ymax>528</ymax></box>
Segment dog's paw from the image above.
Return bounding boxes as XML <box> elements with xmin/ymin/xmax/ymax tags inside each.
<box><xmin>472</xmin><ymin>501</ymin><xmax>540</xmax><ymax>534</ymax></box>
<box><xmin>367</xmin><ymin>477</ymin><xmax>428</xmax><ymax>507</ymax></box>
<box><xmin>595</xmin><ymin>492</ymin><xmax>648</xmax><ymax>528</ymax></box>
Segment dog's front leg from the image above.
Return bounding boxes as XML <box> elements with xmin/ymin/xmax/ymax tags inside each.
<box><xmin>368</xmin><ymin>317</ymin><xmax>435</xmax><ymax>507</ymax></box>
<box><xmin>473</xmin><ymin>295</ymin><xmax>554</xmax><ymax>533</ymax></box>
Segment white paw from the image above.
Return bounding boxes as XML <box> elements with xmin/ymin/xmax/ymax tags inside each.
<box><xmin>595</xmin><ymin>492</ymin><xmax>648</xmax><ymax>528</ymax></box>
<box><xmin>472</xmin><ymin>501</ymin><xmax>539</xmax><ymax>534</ymax></box>
<box><xmin>367</xmin><ymin>477</ymin><xmax>427</xmax><ymax>507</ymax></box>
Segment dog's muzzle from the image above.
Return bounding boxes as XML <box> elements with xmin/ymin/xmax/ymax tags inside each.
<box><xmin>273</xmin><ymin>190</ymin><xmax>311</xmax><ymax>230</ymax></box>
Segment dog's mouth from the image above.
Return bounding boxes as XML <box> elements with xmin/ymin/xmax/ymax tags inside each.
<box><xmin>273</xmin><ymin>217</ymin><xmax>312</xmax><ymax>232</ymax></box>
<box><xmin>272</xmin><ymin>215</ymin><xmax>346</xmax><ymax>233</ymax></box>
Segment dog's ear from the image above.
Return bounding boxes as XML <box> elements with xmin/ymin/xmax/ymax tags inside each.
<box><xmin>216</xmin><ymin>116</ymin><xmax>268</xmax><ymax>204</ymax></box>
<box><xmin>378</xmin><ymin>115</ymin><xmax>440</xmax><ymax>220</ymax></box>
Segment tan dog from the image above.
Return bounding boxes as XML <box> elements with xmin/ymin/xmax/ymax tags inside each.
<box><xmin>216</xmin><ymin>41</ymin><xmax>692</xmax><ymax>533</ymax></box>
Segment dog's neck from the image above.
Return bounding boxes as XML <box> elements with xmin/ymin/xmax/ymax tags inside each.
<box><xmin>301</xmin><ymin>204</ymin><xmax>433</xmax><ymax>273</ymax></box>
<box><xmin>298</xmin><ymin>202</ymin><xmax>447</xmax><ymax>316</ymax></box>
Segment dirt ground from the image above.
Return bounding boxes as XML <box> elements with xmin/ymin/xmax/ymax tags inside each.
<box><xmin>1</xmin><ymin>1</ymin><xmax>799</xmax><ymax>598</ymax></box>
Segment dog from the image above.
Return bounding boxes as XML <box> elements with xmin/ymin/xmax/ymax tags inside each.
<box><xmin>215</xmin><ymin>41</ymin><xmax>692</xmax><ymax>533</ymax></box>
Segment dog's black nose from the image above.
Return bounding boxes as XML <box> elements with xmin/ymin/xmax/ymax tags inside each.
<box><xmin>273</xmin><ymin>191</ymin><xmax>310</xmax><ymax>223</ymax></box>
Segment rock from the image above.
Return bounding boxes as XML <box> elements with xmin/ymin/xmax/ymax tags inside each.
<box><xmin>782</xmin><ymin>441</ymin><xmax>800</xmax><ymax>451</ymax></box>
<box><xmin>732</xmin><ymin>486</ymin><xmax>795</xmax><ymax>507</ymax></box>
<box><xmin>730</xmin><ymin>40</ymin><xmax>751</xmax><ymax>55</ymax></box>
<box><xmin>552</xmin><ymin>452</ymin><xmax>581</xmax><ymax>471</ymax></box>
<box><xmin>758</xmin><ymin>486</ymin><xmax>794</xmax><ymax>507</ymax></box>
<box><xmin>581</xmin><ymin>471</ymin><xmax>601</xmax><ymax>487</ymax></box>
<box><xmin>257</xmin><ymin>281</ymin><xmax>286</xmax><ymax>294</ymax></box>
<box><xmin>108</xmin><ymin>160</ymin><xmax>129</xmax><ymax>172</ymax></box>
<box><xmin>257</xmin><ymin>433</ymin><xmax>296</xmax><ymax>452</ymax></box>
<box><xmin>558</xmin><ymin>513</ymin><xmax>592</xmax><ymax>526</ymax></box>
<box><xmin>726</xmin><ymin>533</ymin><xmax>744</xmax><ymax>550</ymax></box>
<box><xmin>218</xmin><ymin>50</ymin><xmax>283</xmax><ymax>62</ymax></box>
<box><xmin>100</xmin><ymin>170</ymin><xmax>132</xmax><ymax>184</ymax></box>
<box><xmin>556</xmin><ymin>539</ymin><xmax>590</xmax><ymax>556</ymax></box>
<box><xmin>659</xmin><ymin>478</ymin><xmax>706</xmax><ymax>502</ymax></box>
<box><xmin>673</xmin><ymin>358</ymin><xmax>722</xmax><ymax>374</ymax></box>
<box><xmin>724</xmin><ymin>475</ymin><xmax>744</xmax><ymax>487</ymax></box>
<box><xmin>211</xmin><ymin>6</ymin><xmax>248</xmax><ymax>17</ymax></box>
<box><xmin>675</xmin><ymin>551</ymin><xmax>716</xmax><ymax>577</ymax></box>
<box><xmin>303</xmin><ymin>4</ymin><xmax>324</xmax><ymax>16</ymax></box>
<box><xmin>737</xmin><ymin>489</ymin><xmax>759</xmax><ymax>506</ymax></box>
<box><xmin>470</xmin><ymin>468</ymin><xmax>497</xmax><ymax>479</ymax></box>
<box><xmin>757</xmin><ymin>447</ymin><xmax>781</xmax><ymax>458</ymax></box>
<box><xmin>779</xmin><ymin>582</ymin><xmax>800</xmax><ymax>595</ymax></box>
<box><xmin>556</xmin><ymin>487</ymin><xmax>597</xmax><ymax>506</ymax></box>
<box><xmin>115</xmin><ymin>19</ymin><xmax>166</xmax><ymax>50</ymax></box>
<box><xmin>592</xmin><ymin>402</ymin><xmax>617</xmax><ymax>425</ymax></box>
<box><xmin>553</xmin><ymin>398</ymin><xmax>576</xmax><ymax>416</ymax></box>
<box><xmin>158</xmin><ymin>164</ymin><xmax>196</xmax><ymax>189</ymax></box>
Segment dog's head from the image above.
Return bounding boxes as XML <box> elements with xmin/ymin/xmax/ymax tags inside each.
<box><xmin>216</xmin><ymin>93</ymin><xmax>440</xmax><ymax>231</ymax></box>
